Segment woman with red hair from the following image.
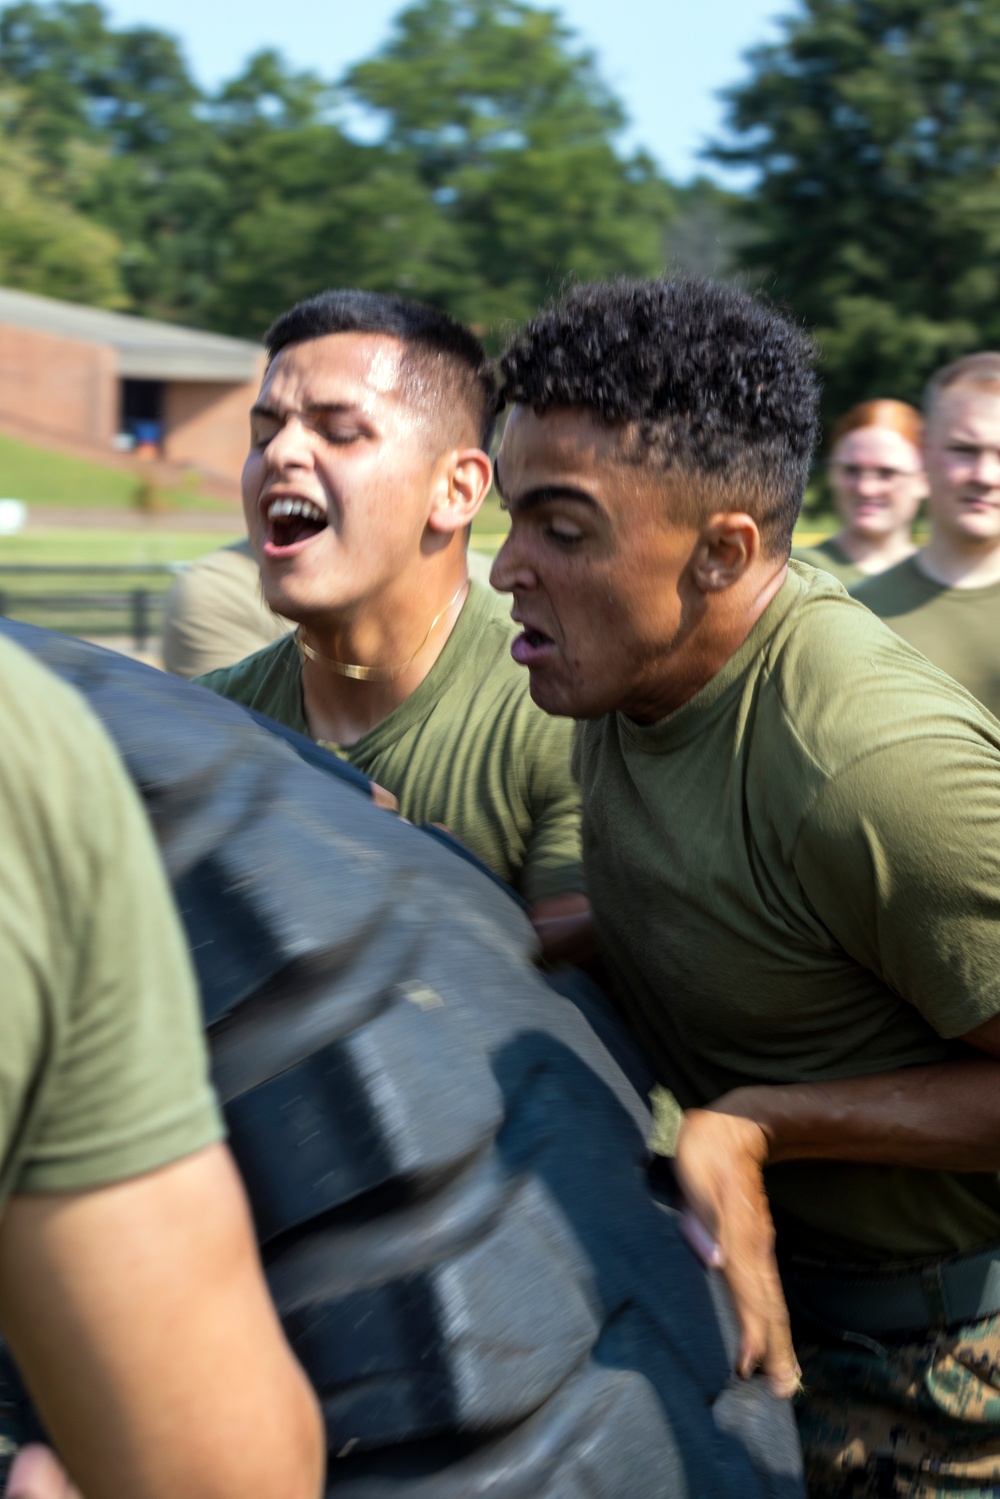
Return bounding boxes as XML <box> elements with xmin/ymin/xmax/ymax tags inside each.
<box><xmin>794</xmin><ymin>399</ymin><xmax>927</xmax><ymax>587</ymax></box>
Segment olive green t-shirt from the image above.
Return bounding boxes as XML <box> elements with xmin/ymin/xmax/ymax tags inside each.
<box><xmin>0</xmin><ymin>637</ymin><xmax>222</xmax><ymax>1208</ymax></box>
<box><xmin>162</xmin><ymin>539</ymin><xmax>293</xmax><ymax>680</ymax></box>
<box><xmin>790</xmin><ymin>536</ymin><xmax>863</xmax><ymax>589</ymax></box>
<box><xmin>197</xmin><ymin>582</ymin><xmax>583</xmax><ymax>904</ymax></box>
<box><xmin>853</xmin><ymin>554</ymin><xmax>1000</xmax><ymax>721</ymax></box>
<box><xmin>575</xmin><ymin>562</ymin><xmax>1000</xmax><ymax>1264</ymax></box>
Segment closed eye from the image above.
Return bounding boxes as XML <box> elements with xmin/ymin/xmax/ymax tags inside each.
<box><xmin>319</xmin><ymin>424</ymin><xmax>365</xmax><ymax>445</ymax></box>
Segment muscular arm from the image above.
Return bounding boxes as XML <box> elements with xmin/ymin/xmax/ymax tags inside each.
<box><xmin>0</xmin><ymin>1143</ymin><xmax>324</xmax><ymax>1499</ymax></box>
<box><xmin>674</xmin><ymin>1013</ymin><xmax>1000</xmax><ymax>1400</ymax></box>
<box><xmin>714</xmin><ymin>1027</ymin><xmax>1000</xmax><ymax>1172</ymax></box>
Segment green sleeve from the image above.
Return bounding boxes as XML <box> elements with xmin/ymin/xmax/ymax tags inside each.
<box><xmin>518</xmin><ymin>710</ymin><xmax>585</xmax><ymax>905</ymax></box>
<box><xmin>792</xmin><ymin>736</ymin><xmax>1000</xmax><ymax>1039</ymax></box>
<box><xmin>1</xmin><ymin>679</ymin><xmax>222</xmax><ymax>1198</ymax></box>
<box><xmin>163</xmin><ymin>546</ymin><xmax>289</xmax><ymax>679</ymax></box>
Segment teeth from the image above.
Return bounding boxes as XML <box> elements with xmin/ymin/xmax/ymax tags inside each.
<box><xmin>266</xmin><ymin>497</ymin><xmax>324</xmax><ymax>522</ymax></box>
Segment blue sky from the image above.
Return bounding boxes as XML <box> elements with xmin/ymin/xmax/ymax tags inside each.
<box><xmin>102</xmin><ymin>0</ymin><xmax>791</xmax><ymax>184</ymax></box>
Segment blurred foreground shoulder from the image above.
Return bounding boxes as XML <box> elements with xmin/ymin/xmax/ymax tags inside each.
<box><xmin>0</xmin><ymin>634</ymin><xmax>221</xmax><ymax>1205</ymax></box>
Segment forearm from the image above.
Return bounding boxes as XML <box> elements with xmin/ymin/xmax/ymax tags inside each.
<box><xmin>709</xmin><ymin>1057</ymin><xmax>1000</xmax><ymax>1173</ymax></box>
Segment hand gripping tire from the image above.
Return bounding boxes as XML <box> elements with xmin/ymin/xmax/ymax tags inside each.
<box><xmin>0</xmin><ymin>620</ymin><xmax>805</xmax><ymax>1499</ymax></box>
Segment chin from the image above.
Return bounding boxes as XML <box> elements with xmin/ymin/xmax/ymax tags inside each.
<box><xmin>527</xmin><ymin>673</ymin><xmax>609</xmax><ymax>721</ymax></box>
<box><xmin>854</xmin><ymin>522</ymin><xmax>891</xmax><ymax>540</ymax></box>
<box><xmin>262</xmin><ymin>585</ymin><xmax>322</xmax><ymax>626</ymax></box>
<box><xmin>955</xmin><ymin>519</ymin><xmax>1000</xmax><ymax>543</ymax></box>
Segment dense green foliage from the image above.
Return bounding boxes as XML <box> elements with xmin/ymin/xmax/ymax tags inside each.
<box><xmin>9</xmin><ymin>0</ymin><xmax>993</xmax><ymax>424</ymax></box>
<box><xmin>0</xmin><ymin>0</ymin><xmax>673</xmax><ymax>339</ymax></box>
<box><xmin>0</xmin><ymin>91</ymin><xmax>125</xmax><ymax>305</ymax></box>
<box><xmin>714</xmin><ymin>0</ymin><xmax>1000</xmax><ymax>420</ymax></box>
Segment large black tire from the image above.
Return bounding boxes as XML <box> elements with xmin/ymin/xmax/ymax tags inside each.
<box><xmin>1</xmin><ymin>620</ymin><xmax>805</xmax><ymax>1498</ymax></box>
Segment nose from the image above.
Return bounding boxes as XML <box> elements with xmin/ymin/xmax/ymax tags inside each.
<box><xmin>262</xmin><ymin>415</ymin><xmax>314</xmax><ymax>472</ymax></box>
<box><xmin>854</xmin><ymin>471</ymin><xmax>887</xmax><ymax>497</ymax></box>
<box><xmin>490</xmin><ymin>529</ymin><xmax>538</xmax><ymax>593</ymax></box>
<box><xmin>971</xmin><ymin>449</ymin><xmax>1000</xmax><ymax>487</ymax></box>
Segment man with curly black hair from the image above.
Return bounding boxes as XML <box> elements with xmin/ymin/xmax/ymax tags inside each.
<box><xmin>491</xmin><ymin>278</ymin><xmax>1000</xmax><ymax>1497</ymax></box>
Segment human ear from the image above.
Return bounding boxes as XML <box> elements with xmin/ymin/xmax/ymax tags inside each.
<box><xmin>427</xmin><ymin>448</ymin><xmax>493</xmax><ymax>535</ymax></box>
<box><xmin>692</xmin><ymin>514</ymin><xmax>760</xmax><ymax>592</ymax></box>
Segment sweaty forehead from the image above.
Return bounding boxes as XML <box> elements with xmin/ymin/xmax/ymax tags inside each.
<box><xmin>499</xmin><ymin>405</ymin><xmax>626</xmax><ymax>486</ymax></box>
<box><xmin>930</xmin><ymin>385</ymin><xmax>1000</xmax><ymax>441</ymax></box>
<box><xmin>260</xmin><ymin>332</ymin><xmax>409</xmax><ymax>411</ymax></box>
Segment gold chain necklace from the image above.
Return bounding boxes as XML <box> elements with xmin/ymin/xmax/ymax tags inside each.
<box><xmin>295</xmin><ymin>580</ymin><xmax>468</xmax><ymax>683</ymax></box>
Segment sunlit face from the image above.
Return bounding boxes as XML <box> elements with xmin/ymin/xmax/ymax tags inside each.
<box><xmin>242</xmin><ymin>332</ymin><xmax>441</xmax><ymax>621</ymax></box>
<box><xmin>828</xmin><ymin>426</ymin><xmax>926</xmax><ymax>540</ymax></box>
<box><xmin>490</xmin><ymin>405</ymin><xmax>703</xmax><ymax>721</ymax></box>
<box><xmin>924</xmin><ymin>387</ymin><xmax>1000</xmax><ymax>547</ymax></box>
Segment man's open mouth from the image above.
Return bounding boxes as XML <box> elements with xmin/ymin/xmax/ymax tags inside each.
<box><xmin>263</xmin><ymin>496</ymin><xmax>328</xmax><ymax>555</ymax></box>
<box><xmin>511</xmin><ymin>625</ymin><xmax>557</xmax><ymax>667</ymax></box>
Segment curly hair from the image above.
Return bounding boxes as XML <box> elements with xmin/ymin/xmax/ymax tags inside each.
<box><xmin>266</xmin><ymin>289</ymin><xmax>498</xmax><ymax>450</ymax></box>
<box><xmin>498</xmin><ymin>278</ymin><xmax>820</xmax><ymax>554</ymax></box>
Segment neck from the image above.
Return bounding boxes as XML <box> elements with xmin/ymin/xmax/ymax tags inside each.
<box><xmin>298</xmin><ymin>568</ymin><xmax>470</xmax><ymax>746</ymax></box>
<box><xmin>918</xmin><ymin>529</ymin><xmax>1000</xmax><ymax>588</ymax></box>
<box><xmin>835</xmin><ymin>527</ymin><xmax>916</xmax><ymax>573</ymax></box>
<box><xmin>627</xmin><ymin>561</ymin><xmax>788</xmax><ymax>724</ymax></box>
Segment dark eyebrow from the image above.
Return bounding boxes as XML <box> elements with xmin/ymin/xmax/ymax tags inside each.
<box><xmin>506</xmin><ymin>484</ymin><xmax>599</xmax><ymax>514</ymax></box>
<box><xmin>249</xmin><ymin>401</ymin><xmax>364</xmax><ymax>422</ymax></box>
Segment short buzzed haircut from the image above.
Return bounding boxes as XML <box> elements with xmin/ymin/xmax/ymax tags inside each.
<box><xmin>924</xmin><ymin>352</ymin><xmax>1000</xmax><ymax>418</ymax></box>
<box><xmin>498</xmin><ymin>278</ymin><xmax>820</xmax><ymax>556</ymax></box>
<box><xmin>265</xmin><ymin>290</ymin><xmax>498</xmax><ymax>450</ymax></box>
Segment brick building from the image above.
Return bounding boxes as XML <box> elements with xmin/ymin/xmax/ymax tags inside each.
<box><xmin>0</xmin><ymin>286</ymin><xmax>264</xmax><ymax>485</ymax></box>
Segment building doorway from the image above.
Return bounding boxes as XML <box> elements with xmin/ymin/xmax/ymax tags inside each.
<box><xmin>120</xmin><ymin>378</ymin><xmax>165</xmax><ymax>452</ymax></box>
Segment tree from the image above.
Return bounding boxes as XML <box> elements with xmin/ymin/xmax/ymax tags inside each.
<box><xmin>0</xmin><ymin>87</ymin><xmax>124</xmax><ymax>304</ymax></box>
<box><xmin>0</xmin><ymin>0</ymin><xmax>224</xmax><ymax>322</ymax></box>
<box><xmin>200</xmin><ymin>49</ymin><xmax>477</xmax><ymax>339</ymax></box>
<box><xmin>713</xmin><ymin>0</ymin><xmax>1000</xmax><ymax>420</ymax></box>
<box><xmin>343</xmin><ymin>0</ymin><xmax>673</xmax><ymax>329</ymax></box>
<box><xmin>0</xmin><ymin>0</ymin><xmax>674</xmax><ymax>338</ymax></box>
<box><xmin>663</xmin><ymin>178</ymin><xmax>751</xmax><ymax>281</ymax></box>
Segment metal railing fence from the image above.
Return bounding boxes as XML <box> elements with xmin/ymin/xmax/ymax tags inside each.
<box><xmin>0</xmin><ymin>564</ymin><xmax>186</xmax><ymax>650</ymax></box>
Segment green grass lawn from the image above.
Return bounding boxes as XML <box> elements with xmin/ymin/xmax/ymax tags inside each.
<box><xmin>0</xmin><ymin>432</ymin><xmax>234</xmax><ymax>511</ymax></box>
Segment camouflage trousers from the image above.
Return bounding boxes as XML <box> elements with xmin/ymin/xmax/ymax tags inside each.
<box><xmin>795</xmin><ymin>1312</ymin><xmax>1000</xmax><ymax>1498</ymax></box>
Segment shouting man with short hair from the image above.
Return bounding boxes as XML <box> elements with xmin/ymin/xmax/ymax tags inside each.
<box><xmin>198</xmin><ymin>290</ymin><xmax>587</xmax><ymax>956</ymax></box>
<box><xmin>490</xmin><ymin>278</ymin><xmax>1000</xmax><ymax>1496</ymax></box>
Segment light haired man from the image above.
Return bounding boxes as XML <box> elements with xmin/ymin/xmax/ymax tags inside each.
<box><xmin>854</xmin><ymin>352</ymin><xmax>1000</xmax><ymax>718</ymax></box>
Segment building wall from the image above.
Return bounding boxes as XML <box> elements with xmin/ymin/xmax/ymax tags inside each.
<box><xmin>0</xmin><ymin>323</ymin><xmax>117</xmax><ymax>449</ymax></box>
<box><xmin>162</xmin><ymin>365</ymin><xmax>264</xmax><ymax>484</ymax></box>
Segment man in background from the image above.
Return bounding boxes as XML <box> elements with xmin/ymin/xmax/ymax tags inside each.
<box><xmin>0</xmin><ymin>635</ymin><xmax>323</xmax><ymax>1499</ymax></box>
<box><xmin>854</xmin><ymin>352</ymin><xmax>1000</xmax><ymax>719</ymax></box>
<box><xmin>198</xmin><ymin>289</ymin><xmax>589</xmax><ymax>961</ymax></box>
<box><xmin>161</xmin><ymin>538</ymin><xmax>292</xmax><ymax>679</ymax></box>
